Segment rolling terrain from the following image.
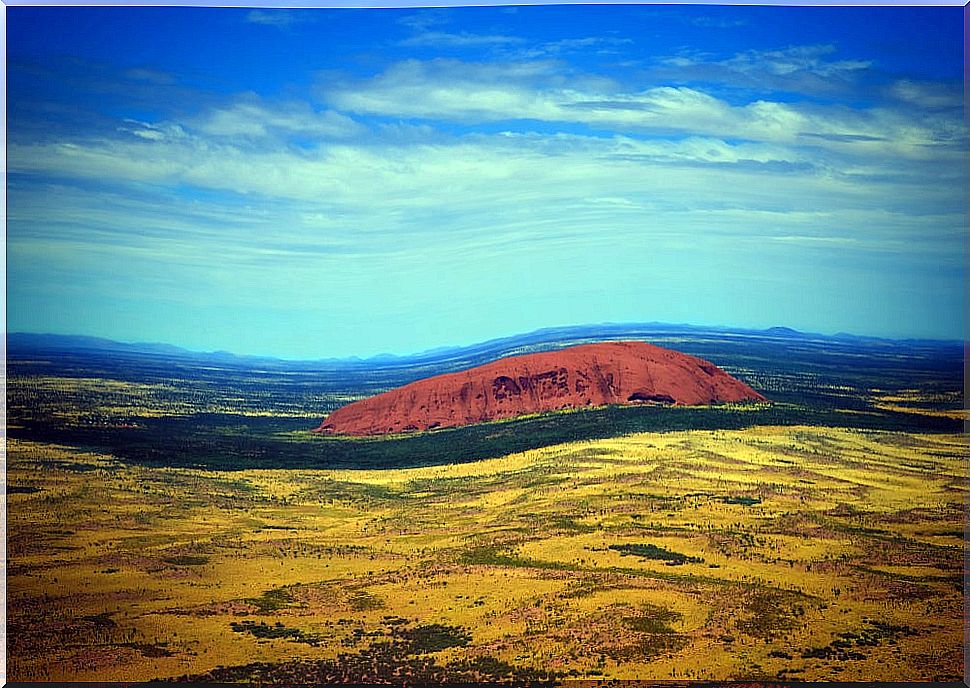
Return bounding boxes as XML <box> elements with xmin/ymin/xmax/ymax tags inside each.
<box><xmin>5</xmin><ymin>323</ymin><xmax>967</xmax><ymax>682</ymax></box>
<box><xmin>6</xmin><ymin>323</ymin><xmax>963</xmax><ymax>471</ymax></box>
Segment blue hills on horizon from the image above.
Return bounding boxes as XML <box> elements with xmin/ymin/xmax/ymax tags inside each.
<box><xmin>6</xmin><ymin>322</ymin><xmax>962</xmax><ymax>372</ymax></box>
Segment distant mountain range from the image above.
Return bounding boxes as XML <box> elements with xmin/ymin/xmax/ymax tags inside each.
<box><xmin>8</xmin><ymin>323</ymin><xmax>963</xmax><ymax>408</ymax></box>
<box><xmin>7</xmin><ymin>332</ymin><xmax>278</xmax><ymax>362</ymax></box>
<box><xmin>7</xmin><ymin>323</ymin><xmax>961</xmax><ymax>371</ymax></box>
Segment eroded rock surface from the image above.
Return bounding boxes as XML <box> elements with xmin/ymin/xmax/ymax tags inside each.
<box><xmin>317</xmin><ymin>341</ymin><xmax>765</xmax><ymax>436</ymax></box>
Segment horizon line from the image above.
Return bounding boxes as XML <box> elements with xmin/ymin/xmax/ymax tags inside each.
<box><xmin>6</xmin><ymin>321</ymin><xmax>966</xmax><ymax>363</ymax></box>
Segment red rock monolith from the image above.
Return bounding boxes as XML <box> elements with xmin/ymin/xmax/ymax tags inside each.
<box><xmin>317</xmin><ymin>341</ymin><xmax>765</xmax><ymax>436</ymax></box>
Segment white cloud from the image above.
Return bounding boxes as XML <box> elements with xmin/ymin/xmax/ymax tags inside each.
<box><xmin>192</xmin><ymin>98</ymin><xmax>363</xmax><ymax>140</ymax></box>
<box><xmin>326</xmin><ymin>59</ymin><xmax>563</xmax><ymax>123</ymax></box>
<box><xmin>609</xmin><ymin>135</ymin><xmax>800</xmax><ymax>165</ymax></box>
<box><xmin>397</xmin><ymin>10</ymin><xmax>450</xmax><ymax>32</ymax></box>
<box><xmin>547</xmin><ymin>36</ymin><xmax>633</xmax><ymax>51</ymax></box>
<box><xmin>324</xmin><ymin>59</ymin><xmax>961</xmax><ymax>160</ymax></box>
<box><xmin>7</xmin><ymin>56</ymin><xmax>963</xmax><ymax>286</ymax></box>
<box><xmin>688</xmin><ymin>16</ymin><xmax>748</xmax><ymax>29</ymax></box>
<box><xmin>889</xmin><ymin>79</ymin><xmax>962</xmax><ymax>109</ymax></box>
<box><xmin>8</xmin><ymin>120</ymin><xmax>961</xmax><ymax>234</ymax></box>
<box><xmin>119</xmin><ymin>119</ymin><xmax>187</xmax><ymax>142</ymax></box>
<box><xmin>399</xmin><ymin>31</ymin><xmax>524</xmax><ymax>48</ymax></box>
<box><xmin>724</xmin><ymin>44</ymin><xmax>871</xmax><ymax>78</ymax></box>
<box><xmin>9</xmin><ymin>93</ymin><xmax>963</xmax><ymax>354</ymax></box>
<box><xmin>513</xmin><ymin>35</ymin><xmax>634</xmax><ymax>60</ymax></box>
<box><xmin>245</xmin><ymin>10</ymin><xmax>311</xmax><ymax>28</ymax></box>
<box><xmin>660</xmin><ymin>44</ymin><xmax>871</xmax><ymax>80</ymax></box>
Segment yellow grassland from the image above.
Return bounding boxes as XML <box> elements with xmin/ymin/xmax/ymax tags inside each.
<box><xmin>8</xmin><ymin>375</ymin><xmax>333</xmax><ymax>418</ymax></box>
<box><xmin>871</xmin><ymin>389</ymin><xmax>969</xmax><ymax>421</ymax></box>
<box><xmin>6</xmin><ymin>425</ymin><xmax>967</xmax><ymax>682</ymax></box>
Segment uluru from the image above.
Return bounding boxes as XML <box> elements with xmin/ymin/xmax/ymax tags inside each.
<box><xmin>317</xmin><ymin>341</ymin><xmax>765</xmax><ymax>436</ymax></box>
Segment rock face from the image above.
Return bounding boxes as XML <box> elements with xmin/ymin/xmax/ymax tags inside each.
<box><xmin>317</xmin><ymin>341</ymin><xmax>765</xmax><ymax>436</ymax></box>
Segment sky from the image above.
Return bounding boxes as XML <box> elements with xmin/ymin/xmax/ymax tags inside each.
<box><xmin>5</xmin><ymin>5</ymin><xmax>966</xmax><ymax>358</ymax></box>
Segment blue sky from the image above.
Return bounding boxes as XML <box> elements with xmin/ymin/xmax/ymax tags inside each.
<box><xmin>6</xmin><ymin>5</ymin><xmax>965</xmax><ymax>358</ymax></box>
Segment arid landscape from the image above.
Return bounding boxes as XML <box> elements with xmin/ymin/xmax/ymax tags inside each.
<box><xmin>7</xmin><ymin>4</ymin><xmax>966</xmax><ymax>684</ymax></box>
<box><xmin>5</xmin><ymin>326</ymin><xmax>966</xmax><ymax>683</ymax></box>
